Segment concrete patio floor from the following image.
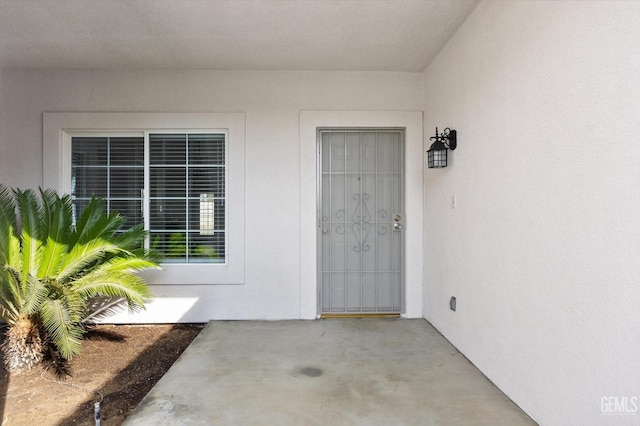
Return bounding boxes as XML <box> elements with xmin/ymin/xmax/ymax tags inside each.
<box><xmin>124</xmin><ymin>319</ymin><xmax>536</xmax><ymax>425</ymax></box>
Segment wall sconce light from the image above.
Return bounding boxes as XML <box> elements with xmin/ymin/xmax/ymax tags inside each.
<box><xmin>427</xmin><ymin>127</ymin><xmax>457</xmax><ymax>168</ymax></box>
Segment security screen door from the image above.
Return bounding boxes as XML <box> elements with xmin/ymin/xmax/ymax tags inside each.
<box><xmin>319</xmin><ymin>129</ymin><xmax>404</xmax><ymax>314</ymax></box>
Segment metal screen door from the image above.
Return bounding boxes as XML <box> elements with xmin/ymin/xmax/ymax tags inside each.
<box><xmin>318</xmin><ymin>129</ymin><xmax>404</xmax><ymax>314</ymax></box>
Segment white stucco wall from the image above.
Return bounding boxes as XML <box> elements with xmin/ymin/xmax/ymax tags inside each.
<box><xmin>0</xmin><ymin>69</ymin><xmax>424</xmax><ymax>321</ymax></box>
<box><xmin>423</xmin><ymin>1</ymin><xmax>640</xmax><ymax>425</ymax></box>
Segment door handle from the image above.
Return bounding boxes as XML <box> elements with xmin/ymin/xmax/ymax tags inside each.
<box><xmin>393</xmin><ymin>223</ymin><xmax>402</xmax><ymax>230</ymax></box>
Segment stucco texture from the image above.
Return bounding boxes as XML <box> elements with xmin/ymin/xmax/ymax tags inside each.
<box><xmin>423</xmin><ymin>1</ymin><xmax>640</xmax><ymax>425</ymax></box>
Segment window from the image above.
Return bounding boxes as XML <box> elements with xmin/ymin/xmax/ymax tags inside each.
<box><xmin>71</xmin><ymin>132</ymin><xmax>226</xmax><ymax>264</ymax></box>
<box><xmin>44</xmin><ymin>112</ymin><xmax>245</xmax><ymax>285</ymax></box>
<box><xmin>71</xmin><ymin>136</ymin><xmax>145</xmax><ymax>229</ymax></box>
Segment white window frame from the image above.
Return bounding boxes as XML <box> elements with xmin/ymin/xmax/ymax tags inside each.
<box><xmin>43</xmin><ymin>112</ymin><xmax>246</xmax><ymax>285</ymax></box>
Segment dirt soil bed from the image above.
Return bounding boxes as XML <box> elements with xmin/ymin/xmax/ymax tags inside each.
<box><xmin>0</xmin><ymin>323</ymin><xmax>203</xmax><ymax>425</ymax></box>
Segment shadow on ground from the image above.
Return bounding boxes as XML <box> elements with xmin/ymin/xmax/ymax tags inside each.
<box><xmin>60</xmin><ymin>324</ymin><xmax>203</xmax><ymax>425</ymax></box>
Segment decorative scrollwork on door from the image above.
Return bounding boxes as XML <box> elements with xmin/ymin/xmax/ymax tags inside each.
<box><xmin>351</xmin><ymin>193</ymin><xmax>371</xmax><ymax>223</ymax></box>
<box><xmin>350</xmin><ymin>193</ymin><xmax>372</xmax><ymax>253</ymax></box>
<box><xmin>352</xmin><ymin>222</ymin><xmax>371</xmax><ymax>253</ymax></box>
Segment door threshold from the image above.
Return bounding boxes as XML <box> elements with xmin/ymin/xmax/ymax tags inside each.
<box><xmin>320</xmin><ymin>313</ymin><xmax>401</xmax><ymax>319</ymax></box>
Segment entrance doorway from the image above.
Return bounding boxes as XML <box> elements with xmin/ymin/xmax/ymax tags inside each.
<box><xmin>318</xmin><ymin>129</ymin><xmax>404</xmax><ymax>315</ymax></box>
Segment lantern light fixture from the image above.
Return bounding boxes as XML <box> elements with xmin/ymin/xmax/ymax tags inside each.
<box><xmin>427</xmin><ymin>127</ymin><xmax>457</xmax><ymax>168</ymax></box>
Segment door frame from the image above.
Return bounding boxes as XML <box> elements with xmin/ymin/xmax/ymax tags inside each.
<box><xmin>300</xmin><ymin>111</ymin><xmax>424</xmax><ymax>319</ymax></box>
<box><xmin>316</xmin><ymin>128</ymin><xmax>405</xmax><ymax>315</ymax></box>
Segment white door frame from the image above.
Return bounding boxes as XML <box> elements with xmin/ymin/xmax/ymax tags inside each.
<box><xmin>300</xmin><ymin>111</ymin><xmax>423</xmax><ymax>319</ymax></box>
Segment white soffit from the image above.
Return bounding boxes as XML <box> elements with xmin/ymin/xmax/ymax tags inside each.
<box><xmin>0</xmin><ymin>0</ymin><xmax>477</xmax><ymax>72</ymax></box>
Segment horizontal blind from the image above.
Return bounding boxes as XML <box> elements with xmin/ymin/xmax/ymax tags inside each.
<box><xmin>71</xmin><ymin>136</ymin><xmax>144</xmax><ymax>229</ymax></box>
<box><xmin>149</xmin><ymin>133</ymin><xmax>225</xmax><ymax>263</ymax></box>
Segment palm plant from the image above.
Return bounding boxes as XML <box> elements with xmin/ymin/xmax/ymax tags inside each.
<box><xmin>0</xmin><ymin>186</ymin><xmax>158</xmax><ymax>373</ymax></box>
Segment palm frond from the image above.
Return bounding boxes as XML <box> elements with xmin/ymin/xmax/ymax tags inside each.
<box><xmin>21</xmin><ymin>275</ymin><xmax>48</xmax><ymax>317</ymax></box>
<box><xmin>56</xmin><ymin>239</ymin><xmax>131</xmax><ymax>281</ymax></box>
<box><xmin>67</xmin><ymin>196</ymin><xmax>106</xmax><ymax>247</ymax></box>
<box><xmin>0</xmin><ymin>266</ymin><xmax>25</xmax><ymax>322</ymax></box>
<box><xmin>14</xmin><ymin>188</ymin><xmax>43</xmax><ymax>285</ymax></box>
<box><xmin>0</xmin><ymin>266</ymin><xmax>47</xmax><ymax>325</ymax></box>
<box><xmin>0</xmin><ymin>186</ymin><xmax>21</xmax><ymax>298</ymax></box>
<box><xmin>96</xmin><ymin>257</ymin><xmax>159</xmax><ymax>273</ymax></box>
<box><xmin>111</xmin><ymin>224</ymin><xmax>146</xmax><ymax>251</ymax></box>
<box><xmin>0</xmin><ymin>267</ymin><xmax>21</xmax><ymax>323</ymax></box>
<box><xmin>2</xmin><ymin>230</ymin><xmax>21</xmax><ymax>273</ymax></box>
<box><xmin>39</xmin><ymin>188</ymin><xmax>55</xmax><ymax>242</ymax></box>
<box><xmin>0</xmin><ymin>303</ymin><xmax>19</xmax><ymax>325</ymax></box>
<box><xmin>40</xmin><ymin>298</ymin><xmax>85</xmax><ymax>360</ymax></box>
<box><xmin>72</xmin><ymin>265</ymin><xmax>152</xmax><ymax>309</ymax></box>
<box><xmin>71</xmin><ymin>198</ymin><xmax>125</xmax><ymax>246</ymax></box>
<box><xmin>38</xmin><ymin>189</ymin><xmax>72</xmax><ymax>278</ymax></box>
<box><xmin>82</xmin><ymin>213</ymin><xmax>125</xmax><ymax>244</ymax></box>
<box><xmin>0</xmin><ymin>185</ymin><xmax>17</xmax><ymax>266</ymax></box>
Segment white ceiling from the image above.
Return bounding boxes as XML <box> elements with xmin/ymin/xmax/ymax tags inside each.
<box><xmin>0</xmin><ymin>0</ymin><xmax>477</xmax><ymax>72</ymax></box>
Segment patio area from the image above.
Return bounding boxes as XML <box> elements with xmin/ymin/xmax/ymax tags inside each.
<box><xmin>124</xmin><ymin>319</ymin><xmax>535</xmax><ymax>425</ymax></box>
